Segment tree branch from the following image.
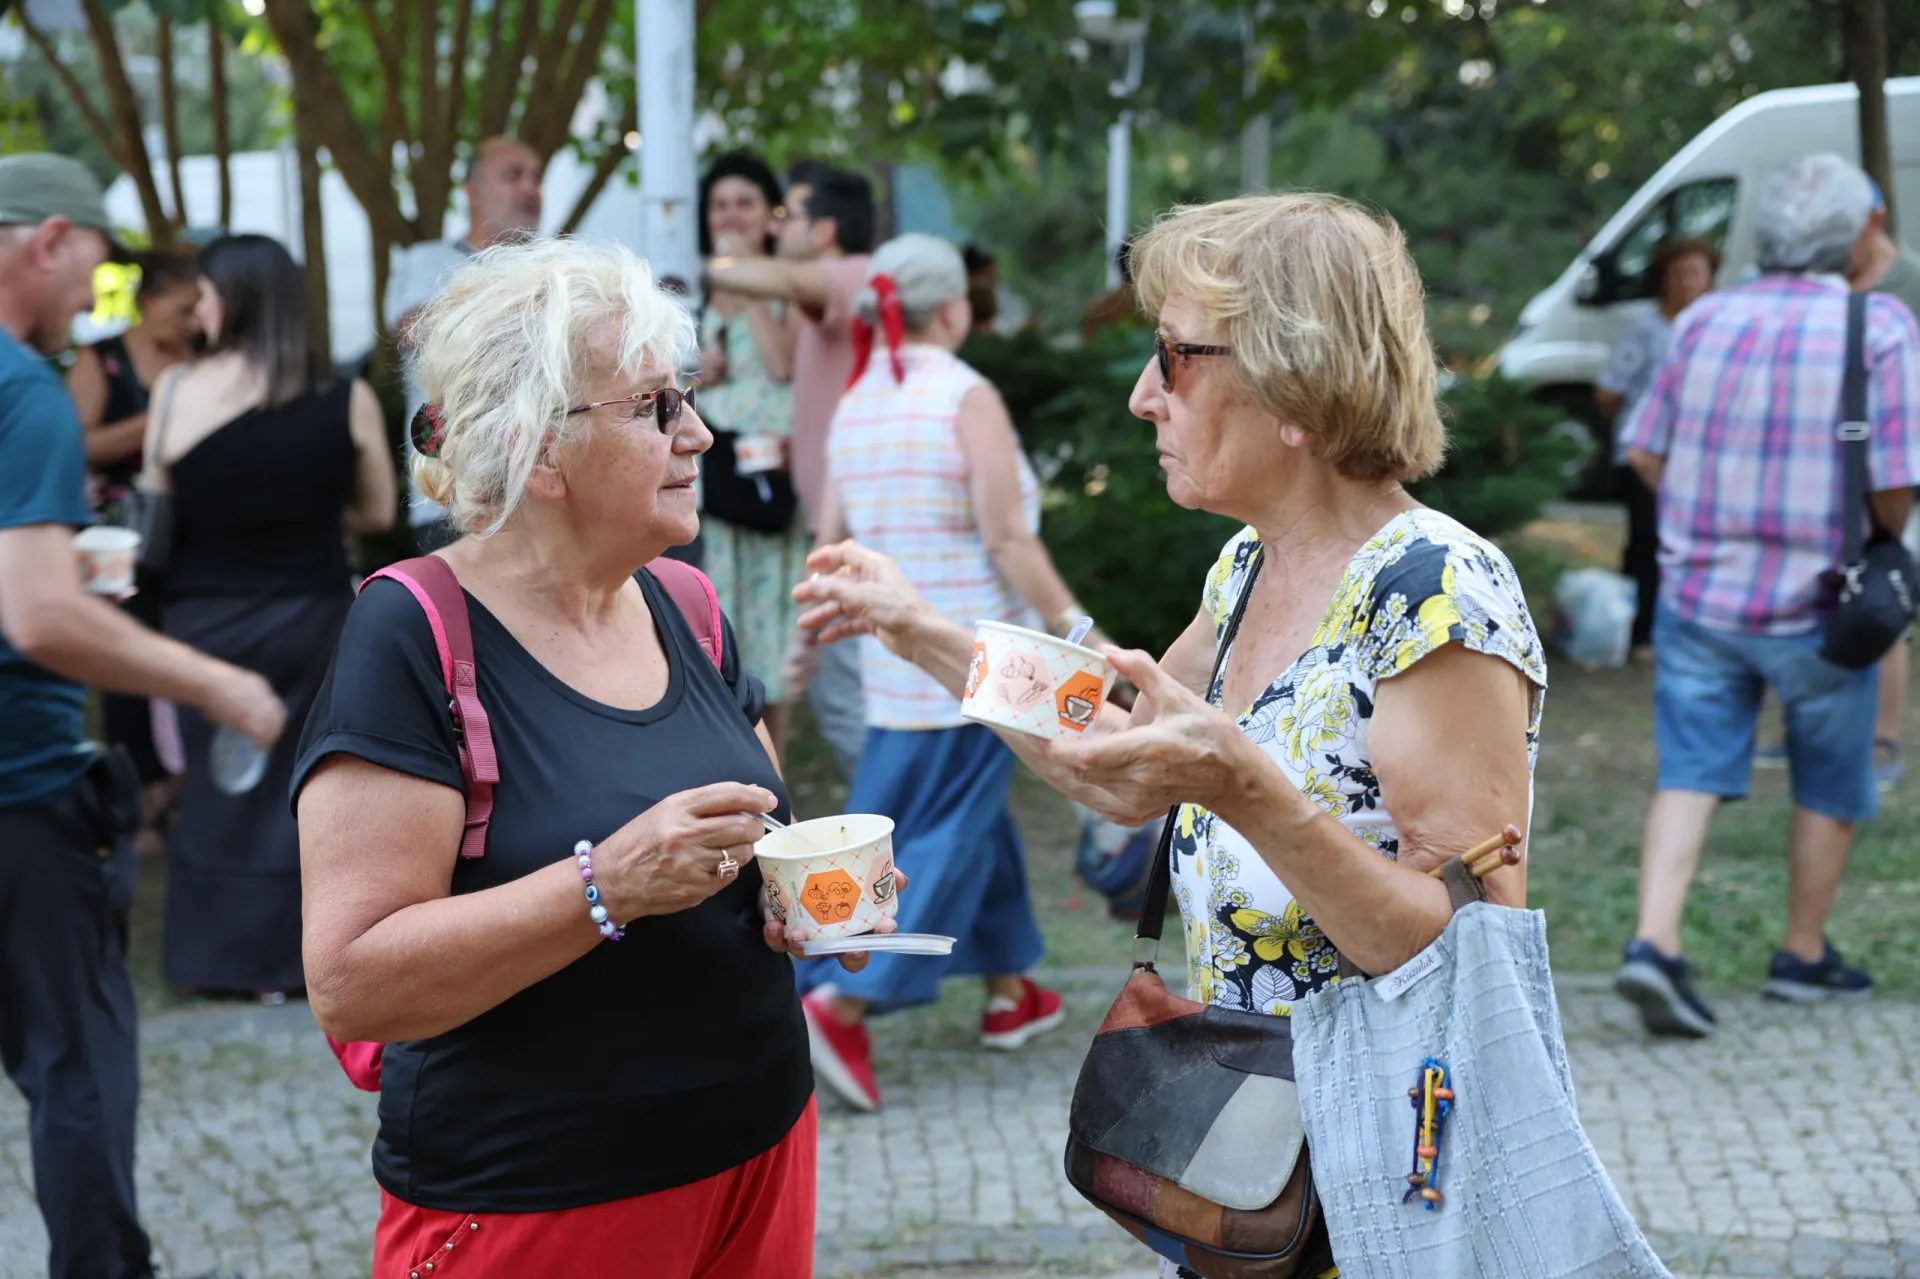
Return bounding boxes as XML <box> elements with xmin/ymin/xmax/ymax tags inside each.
<box><xmin>354</xmin><ymin>0</ymin><xmax>410</xmax><ymax>159</ymax></box>
<box><xmin>157</xmin><ymin>16</ymin><xmax>185</xmax><ymax>228</ymax></box>
<box><xmin>77</xmin><ymin>0</ymin><xmax>172</xmax><ymax>245</ymax></box>
<box><xmin>15</xmin><ymin>8</ymin><xmax>118</xmax><ymax>163</ymax></box>
<box><xmin>518</xmin><ymin>0</ymin><xmax>587</xmax><ymax>150</ymax></box>
<box><xmin>262</xmin><ymin>0</ymin><xmax>414</xmax><ymax>248</ymax></box>
<box><xmin>478</xmin><ymin>0</ymin><xmax>538</xmax><ymax>139</ymax></box>
<box><xmin>209</xmin><ymin>17</ymin><xmax>232</xmax><ymax>229</ymax></box>
<box><xmin>413</xmin><ymin>0</ymin><xmax>449</xmax><ymax>234</ymax></box>
<box><xmin>560</xmin><ymin>124</ymin><xmax>633</xmax><ymax>235</ymax></box>
<box><xmin>442</xmin><ymin>0</ymin><xmax>477</xmax><ymax>172</ymax></box>
<box><xmin>532</xmin><ymin>0</ymin><xmax>617</xmax><ymax>160</ymax></box>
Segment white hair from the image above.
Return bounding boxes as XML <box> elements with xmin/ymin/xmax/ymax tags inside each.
<box><xmin>1754</xmin><ymin>153</ymin><xmax>1875</xmax><ymax>276</ymax></box>
<box><xmin>409</xmin><ymin>238</ymin><xmax>695</xmax><ymax>536</ymax></box>
<box><xmin>854</xmin><ymin>233</ymin><xmax>967</xmax><ymax>332</ymax></box>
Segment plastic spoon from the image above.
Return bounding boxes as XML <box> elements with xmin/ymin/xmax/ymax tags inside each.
<box><xmin>1064</xmin><ymin>615</ymin><xmax>1095</xmax><ymax>646</ymax></box>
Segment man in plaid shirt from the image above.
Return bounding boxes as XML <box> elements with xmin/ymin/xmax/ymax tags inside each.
<box><xmin>1614</xmin><ymin>153</ymin><xmax>1920</xmax><ymax>1038</ymax></box>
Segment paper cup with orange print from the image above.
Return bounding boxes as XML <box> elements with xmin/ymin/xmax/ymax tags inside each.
<box><xmin>960</xmin><ymin>620</ymin><xmax>1116</xmax><ymax>740</ymax></box>
<box><xmin>757</xmin><ymin>814</ymin><xmax>898</xmax><ymax>943</ymax></box>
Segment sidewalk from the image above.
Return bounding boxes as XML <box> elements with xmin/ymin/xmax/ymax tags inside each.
<box><xmin>0</xmin><ymin>967</ymin><xmax>1915</xmax><ymax>1278</ymax></box>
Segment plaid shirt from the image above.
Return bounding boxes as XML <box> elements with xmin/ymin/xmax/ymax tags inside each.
<box><xmin>1621</xmin><ymin>275</ymin><xmax>1920</xmax><ymax>635</ymax></box>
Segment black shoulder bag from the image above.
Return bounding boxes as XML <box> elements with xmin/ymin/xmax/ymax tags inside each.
<box><xmin>1820</xmin><ymin>291</ymin><xmax>1918</xmax><ymax>670</ymax></box>
<box><xmin>698</xmin><ymin>315</ymin><xmax>798</xmax><ymax>533</ymax></box>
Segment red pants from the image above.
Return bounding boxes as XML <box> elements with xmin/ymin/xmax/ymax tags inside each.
<box><xmin>372</xmin><ymin>1100</ymin><xmax>817</xmax><ymax>1279</ymax></box>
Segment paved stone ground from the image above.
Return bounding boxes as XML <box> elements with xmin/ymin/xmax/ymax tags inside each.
<box><xmin>1</xmin><ymin>968</ymin><xmax>1915</xmax><ymax>1279</ymax></box>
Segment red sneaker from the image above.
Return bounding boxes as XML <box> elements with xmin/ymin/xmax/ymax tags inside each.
<box><xmin>801</xmin><ymin>988</ymin><xmax>881</xmax><ymax>1112</ymax></box>
<box><xmin>980</xmin><ymin>978</ymin><xmax>1066</xmax><ymax>1050</ymax></box>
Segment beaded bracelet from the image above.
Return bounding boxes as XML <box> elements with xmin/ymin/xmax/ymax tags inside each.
<box><xmin>574</xmin><ymin>840</ymin><xmax>622</xmax><ymax>941</ymax></box>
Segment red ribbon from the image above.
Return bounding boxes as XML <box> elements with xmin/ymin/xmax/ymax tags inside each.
<box><xmin>847</xmin><ymin>273</ymin><xmax>908</xmax><ymax>388</ymax></box>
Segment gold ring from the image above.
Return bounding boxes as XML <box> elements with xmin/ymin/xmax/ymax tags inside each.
<box><xmin>717</xmin><ymin>851</ymin><xmax>740</xmax><ymax>879</ymax></box>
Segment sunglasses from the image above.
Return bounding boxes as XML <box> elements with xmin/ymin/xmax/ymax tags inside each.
<box><xmin>1154</xmin><ymin>332</ymin><xmax>1232</xmax><ymax>393</ymax></box>
<box><xmin>566</xmin><ymin>383</ymin><xmax>700</xmax><ymax>433</ymax></box>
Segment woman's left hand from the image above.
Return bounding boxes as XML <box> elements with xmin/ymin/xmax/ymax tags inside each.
<box><xmin>1045</xmin><ymin>647</ymin><xmax>1266</xmax><ymax>827</ymax></box>
<box><xmin>760</xmin><ymin>868</ymin><xmax>911</xmax><ymax>973</ymax></box>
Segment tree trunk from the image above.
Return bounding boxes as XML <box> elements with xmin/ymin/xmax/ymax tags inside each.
<box><xmin>1844</xmin><ymin>0</ymin><xmax>1895</xmax><ymax>234</ymax></box>
<box><xmin>77</xmin><ymin>0</ymin><xmax>173</xmax><ymax>246</ymax></box>
<box><xmin>156</xmin><ymin>16</ymin><xmax>186</xmax><ymax>229</ymax></box>
<box><xmin>209</xmin><ymin>18</ymin><xmax>232</xmax><ymax>230</ymax></box>
<box><xmin>290</xmin><ymin>82</ymin><xmax>333</xmax><ymax>368</ymax></box>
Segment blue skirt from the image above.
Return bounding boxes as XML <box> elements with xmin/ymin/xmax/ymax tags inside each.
<box><xmin>795</xmin><ymin>723</ymin><xmax>1044</xmax><ymax>1013</ymax></box>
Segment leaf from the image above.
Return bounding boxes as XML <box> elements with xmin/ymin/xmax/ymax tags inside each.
<box><xmin>1250</xmin><ymin>964</ymin><xmax>1292</xmax><ymax>1011</ymax></box>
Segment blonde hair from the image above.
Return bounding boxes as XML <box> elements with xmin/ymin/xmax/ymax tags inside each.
<box><xmin>855</xmin><ymin>233</ymin><xmax>967</xmax><ymax>332</ymax></box>
<box><xmin>1130</xmin><ymin>193</ymin><xmax>1445</xmax><ymax>483</ymax></box>
<box><xmin>408</xmin><ymin>238</ymin><xmax>695</xmax><ymax>535</ymax></box>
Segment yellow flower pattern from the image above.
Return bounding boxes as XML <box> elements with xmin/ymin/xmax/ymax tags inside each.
<box><xmin>1170</xmin><ymin>510</ymin><xmax>1547</xmax><ymax>1016</ymax></box>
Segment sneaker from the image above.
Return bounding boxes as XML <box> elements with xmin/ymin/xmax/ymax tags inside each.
<box><xmin>1875</xmin><ymin>739</ymin><xmax>1902</xmax><ymax>793</ymax></box>
<box><xmin>1754</xmin><ymin>741</ymin><xmax>1789</xmax><ymax>770</ymax></box>
<box><xmin>1614</xmin><ymin>940</ymin><xmax>1717</xmax><ymax>1038</ymax></box>
<box><xmin>979</xmin><ymin>978</ymin><xmax>1066</xmax><ymax>1050</ymax></box>
<box><xmin>1763</xmin><ymin>941</ymin><xmax>1874</xmax><ymax>1003</ymax></box>
<box><xmin>801</xmin><ymin>987</ymin><xmax>881</xmax><ymax>1112</ymax></box>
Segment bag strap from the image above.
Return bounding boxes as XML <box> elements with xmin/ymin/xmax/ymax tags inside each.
<box><xmin>1840</xmin><ymin>289</ymin><xmax>1874</xmax><ymax>564</ymax></box>
<box><xmin>646</xmin><ymin>557</ymin><xmax>724</xmax><ymax>673</ymax></box>
<box><xmin>1134</xmin><ymin>545</ymin><xmax>1266</xmax><ymax>950</ymax></box>
<box><xmin>137</xmin><ymin>368</ymin><xmax>180</xmax><ymax>491</ymax></box>
<box><xmin>359</xmin><ymin>556</ymin><xmax>498</xmax><ymax>860</ymax></box>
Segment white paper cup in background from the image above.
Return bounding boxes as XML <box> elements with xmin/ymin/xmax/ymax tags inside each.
<box><xmin>74</xmin><ymin>526</ymin><xmax>141</xmax><ymax>596</ymax></box>
<box><xmin>735</xmin><ymin>433</ymin><xmax>784</xmax><ymax>475</ymax></box>
<box><xmin>757</xmin><ymin>814</ymin><xmax>897</xmax><ymax>943</ymax></box>
<box><xmin>961</xmin><ymin>620</ymin><xmax>1116</xmax><ymax>740</ymax></box>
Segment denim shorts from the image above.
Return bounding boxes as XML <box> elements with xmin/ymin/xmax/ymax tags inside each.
<box><xmin>1652</xmin><ymin>606</ymin><xmax>1879</xmax><ymax>822</ymax></box>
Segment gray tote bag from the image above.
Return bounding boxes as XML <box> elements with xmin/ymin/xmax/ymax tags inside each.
<box><xmin>1289</xmin><ymin>902</ymin><xmax>1670</xmax><ymax>1279</ymax></box>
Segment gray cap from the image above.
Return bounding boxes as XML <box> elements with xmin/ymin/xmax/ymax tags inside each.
<box><xmin>0</xmin><ymin>153</ymin><xmax>129</xmax><ymax>258</ymax></box>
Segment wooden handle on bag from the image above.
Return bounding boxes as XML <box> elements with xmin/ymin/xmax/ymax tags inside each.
<box><xmin>1426</xmin><ymin>824</ymin><xmax>1523</xmax><ymax>881</ymax></box>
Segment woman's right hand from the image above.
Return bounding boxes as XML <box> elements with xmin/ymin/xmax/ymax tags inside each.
<box><xmin>591</xmin><ymin>783</ymin><xmax>776</xmax><ymax>921</ymax></box>
<box><xmin>793</xmin><ymin>541</ymin><xmax>938</xmax><ymax>663</ymax></box>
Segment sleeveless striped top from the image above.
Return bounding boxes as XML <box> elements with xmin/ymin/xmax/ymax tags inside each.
<box><xmin>827</xmin><ymin>343</ymin><xmax>1040</xmax><ymax>729</ymax></box>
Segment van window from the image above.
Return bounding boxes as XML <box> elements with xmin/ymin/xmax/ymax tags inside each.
<box><xmin>1584</xmin><ymin>178</ymin><xmax>1737</xmax><ymax>307</ymax></box>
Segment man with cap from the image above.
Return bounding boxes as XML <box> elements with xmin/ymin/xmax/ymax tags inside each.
<box><xmin>0</xmin><ymin>153</ymin><xmax>284</xmax><ymax>1279</ymax></box>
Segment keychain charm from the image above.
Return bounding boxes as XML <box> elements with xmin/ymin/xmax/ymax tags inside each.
<box><xmin>1402</xmin><ymin>1057</ymin><xmax>1454</xmax><ymax>1209</ymax></box>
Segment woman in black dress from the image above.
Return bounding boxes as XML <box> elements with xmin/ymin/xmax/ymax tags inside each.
<box><xmin>66</xmin><ymin>249</ymin><xmax>202</xmax><ymax>849</ymax></box>
<box><xmin>145</xmin><ymin>235</ymin><xmax>396</xmax><ymax>999</ymax></box>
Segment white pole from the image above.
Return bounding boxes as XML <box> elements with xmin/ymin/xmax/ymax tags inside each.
<box><xmin>1106</xmin><ymin>37</ymin><xmax>1144</xmax><ymax>288</ymax></box>
<box><xmin>637</xmin><ymin>0</ymin><xmax>698</xmax><ymax>288</ymax></box>
<box><xmin>1240</xmin><ymin>3</ymin><xmax>1271</xmax><ymax>193</ymax></box>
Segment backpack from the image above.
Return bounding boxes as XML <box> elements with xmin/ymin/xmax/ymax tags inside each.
<box><xmin>321</xmin><ymin>554</ymin><xmax>723</xmax><ymax>1091</ymax></box>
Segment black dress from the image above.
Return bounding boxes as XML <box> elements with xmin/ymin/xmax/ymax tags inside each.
<box><xmin>161</xmin><ymin>379</ymin><xmax>358</xmax><ymax>993</ymax></box>
<box><xmin>90</xmin><ymin>335</ymin><xmax>173</xmax><ymax>783</ymax></box>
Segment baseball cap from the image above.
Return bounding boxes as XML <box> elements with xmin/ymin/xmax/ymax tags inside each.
<box><xmin>0</xmin><ymin>153</ymin><xmax>132</xmax><ymax>261</ymax></box>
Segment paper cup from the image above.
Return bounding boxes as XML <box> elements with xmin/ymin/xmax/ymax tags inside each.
<box><xmin>74</xmin><ymin>526</ymin><xmax>141</xmax><ymax>596</ymax></box>
<box><xmin>961</xmin><ymin>620</ymin><xmax>1116</xmax><ymax>739</ymax></box>
<box><xmin>735</xmin><ymin>433</ymin><xmax>784</xmax><ymax>475</ymax></box>
<box><xmin>757</xmin><ymin>814</ymin><xmax>898</xmax><ymax>943</ymax></box>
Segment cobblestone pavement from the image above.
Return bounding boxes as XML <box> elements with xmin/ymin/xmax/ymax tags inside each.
<box><xmin>0</xmin><ymin>969</ymin><xmax>1915</xmax><ymax>1279</ymax></box>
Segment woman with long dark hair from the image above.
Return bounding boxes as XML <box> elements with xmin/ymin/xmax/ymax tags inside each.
<box><xmin>146</xmin><ymin>233</ymin><xmax>395</xmax><ymax>1000</ymax></box>
<box><xmin>66</xmin><ymin>248</ymin><xmax>203</xmax><ymax>852</ymax></box>
<box><xmin>695</xmin><ymin>151</ymin><xmax>807</xmax><ymax>753</ymax></box>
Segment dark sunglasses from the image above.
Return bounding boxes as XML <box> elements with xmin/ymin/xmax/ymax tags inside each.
<box><xmin>1154</xmin><ymin>332</ymin><xmax>1232</xmax><ymax>393</ymax></box>
<box><xmin>566</xmin><ymin>383</ymin><xmax>699</xmax><ymax>433</ymax></box>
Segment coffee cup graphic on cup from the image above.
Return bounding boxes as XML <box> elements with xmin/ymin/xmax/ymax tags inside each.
<box><xmin>757</xmin><ymin>814</ymin><xmax>897</xmax><ymax>943</ymax></box>
<box><xmin>960</xmin><ymin>620</ymin><xmax>1116</xmax><ymax>740</ymax></box>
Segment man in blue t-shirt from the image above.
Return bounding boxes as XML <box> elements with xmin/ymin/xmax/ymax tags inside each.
<box><xmin>0</xmin><ymin>154</ymin><xmax>284</xmax><ymax>1279</ymax></box>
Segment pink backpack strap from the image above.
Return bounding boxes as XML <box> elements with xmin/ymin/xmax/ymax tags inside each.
<box><xmin>646</xmin><ymin>557</ymin><xmax>724</xmax><ymax>673</ymax></box>
<box><xmin>360</xmin><ymin>556</ymin><xmax>498</xmax><ymax>860</ymax></box>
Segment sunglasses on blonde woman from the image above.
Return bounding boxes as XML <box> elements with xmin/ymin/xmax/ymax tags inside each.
<box><xmin>566</xmin><ymin>383</ymin><xmax>700</xmax><ymax>433</ymax></box>
<box><xmin>1154</xmin><ymin>332</ymin><xmax>1232</xmax><ymax>393</ymax></box>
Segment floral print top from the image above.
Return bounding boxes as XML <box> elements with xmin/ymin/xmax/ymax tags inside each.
<box><xmin>1171</xmin><ymin>508</ymin><xmax>1548</xmax><ymax>1015</ymax></box>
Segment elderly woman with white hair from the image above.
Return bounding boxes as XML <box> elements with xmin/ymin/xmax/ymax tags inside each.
<box><xmin>291</xmin><ymin>239</ymin><xmax>883</xmax><ymax>1278</ymax></box>
<box><xmin>797</xmin><ymin>195</ymin><xmax>1548</xmax><ymax>1275</ymax></box>
<box><xmin>796</xmin><ymin>233</ymin><xmax>1091</xmax><ymax>1113</ymax></box>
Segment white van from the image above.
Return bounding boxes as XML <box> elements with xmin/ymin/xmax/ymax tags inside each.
<box><xmin>1499</xmin><ymin>76</ymin><xmax>1920</xmax><ymax>436</ymax></box>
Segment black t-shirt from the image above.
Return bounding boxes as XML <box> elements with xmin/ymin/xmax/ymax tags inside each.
<box><xmin>290</xmin><ymin>567</ymin><xmax>810</xmax><ymax>1212</ymax></box>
